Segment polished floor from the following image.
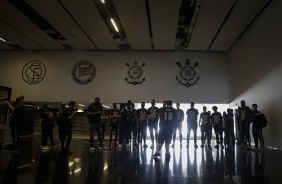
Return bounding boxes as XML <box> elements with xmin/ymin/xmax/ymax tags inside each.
<box><xmin>0</xmin><ymin>134</ymin><xmax>279</xmax><ymax>184</ymax></box>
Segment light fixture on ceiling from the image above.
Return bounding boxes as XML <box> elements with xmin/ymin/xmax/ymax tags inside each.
<box><xmin>0</xmin><ymin>37</ymin><xmax>7</xmax><ymax>42</ymax></box>
<box><xmin>110</xmin><ymin>18</ymin><xmax>119</xmax><ymax>32</ymax></box>
<box><xmin>101</xmin><ymin>0</ymin><xmax>105</xmax><ymax>3</ymax></box>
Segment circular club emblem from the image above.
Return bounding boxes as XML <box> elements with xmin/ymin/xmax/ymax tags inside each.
<box><xmin>71</xmin><ymin>60</ymin><xmax>96</xmax><ymax>85</ymax></box>
<box><xmin>127</xmin><ymin>63</ymin><xmax>144</xmax><ymax>80</ymax></box>
<box><xmin>179</xmin><ymin>65</ymin><xmax>197</xmax><ymax>82</ymax></box>
<box><xmin>22</xmin><ymin>60</ymin><xmax>46</xmax><ymax>85</ymax></box>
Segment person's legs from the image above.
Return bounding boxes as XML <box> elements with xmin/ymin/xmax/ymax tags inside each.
<box><xmin>65</xmin><ymin>128</ymin><xmax>72</xmax><ymax>149</ymax></box>
<box><xmin>90</xmin><ymin>123</ymin><xmax>95</xmax><ymax>147</ymax></box>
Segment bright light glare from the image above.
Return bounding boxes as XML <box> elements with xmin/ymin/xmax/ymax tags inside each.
<box><xmin>110</xmin><ymin>19</ymin><xmax>119</xmax><ymax>32</ymax></box>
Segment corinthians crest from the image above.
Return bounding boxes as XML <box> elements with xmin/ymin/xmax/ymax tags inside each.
<box><xmin>125</xmin><ymin>60</ymin><xmax>146</xmax><ymax>85</ymax></box>
<box><xmin>176</xmin><ymin>59</ymin><xmax>200</xmax><ymax>88</ymax></box>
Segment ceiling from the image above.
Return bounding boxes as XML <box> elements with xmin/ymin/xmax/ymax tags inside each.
<box><xmin>0</xmin><ymin>0</ymin><xmax>271</xmax><ymax>51</ymax></box>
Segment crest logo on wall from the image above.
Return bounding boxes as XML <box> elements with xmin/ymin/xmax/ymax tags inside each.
<box><xmin>22</xmin><ymin>60</ymin><xmax>46</xmax><ymax>85</ymax></box>
<box><xmin>125</xmin><ymin>60</ymin><xmax>146</xmax><ymax>85</ymax></box>
<box><xmin>71</xmin><ymin>60</ymin><xmax>96</xmax><ymax>85</ymax></box>
<box><xmin>176</xmin><ymin>59</ymin><xmax>200</xmax><ymax>88</ymax></box>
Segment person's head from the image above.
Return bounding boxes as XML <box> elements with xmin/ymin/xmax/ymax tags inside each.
<box><xmin>113</xmin><ymin>103</ymin><xmax>117</xmax><ymax>109</ymax></box>
<box><xmin>241</xmin><ymin>100</ymin><xmax>246</xmax><ymax>107</ymax></box>
<box><xmin>60</xmin><ymin>102</ymin><xmax>66</xmax><ymax>109</ymax></box>
<box><xmin>176</xmin><ymin>103</ymin><xmax>180</xmax><ymax>109</ymax></box>
<box><xmin>43</xmin><ymin>104</ymin><xmax>48</xmax><ymax>110</ymax></box>
<box><xmin>167</xmin><ymin>100</ymin><xmax>172</xmax><ymax>107</ymax></box>
<box><xmin>227</xmin><ymin>108</ymin><xmax>233</xmax><ymax>114</ymax></box>
<box><xmin>95</xmin><ymin>97</ymin><xmax>100</xmax><ymax>103</ymax></box>
<box><xmin>151</xmin><ymin>99</ymin><xmax>155</xmax><ymax>106</ymax></box>
<box><xmin>131</xmin><ymin>103</ymin><xmax>135</xmax><ymax>109</ymax></box>
<box><xmin>69</xmin><ymin>101</ymin><xmax>76</xmax><ymax>108</ymax></box>
<box><xmin>208</xmin><ymin>111</ymin><xmax>211</xmax><ymax>115</ymax></box>
<box><xmin>203</xmin><ymin>106</ymin><xmax>207</xmax><ymax>112</ymax></box>
<box><xmin>141</xmin><ymin>102</ymin><xmax>145</xmax><ymax>108</ymax></box>
<box><xmin>191</xmin><ymin>102</ymin><xmax>195</xmax><ymax>108</ymax></box>
<box><xmin>16</xmin><ymin>95</ymin><xmax>24</xmax><ymax>102</ymax></box>
<box><xmin>252</xmin><ymin>104</ymin><xmax>258</xmax><ymax>111</ymax></box>
<box><xmin>163</xmin><ymin>101</ymin><xmax>167</xmax><ymax>107</ymax></box>
<box><xmin>212</xmin><ymin>106</ymin><xmax>218</xmax><ymax>112</ymax></box>
<box><xmin>127</xmin><ymin>100</ymin><xmax>132</xmax><ymax>107</ymax></box>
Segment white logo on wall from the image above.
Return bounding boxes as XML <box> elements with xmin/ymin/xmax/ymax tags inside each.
<box><xmin>22</xmin><ymin>60</ymin><xmax>46</xmax><ymax>85</ymax></box>
<box><xmin>176</xmin><ymin>59</ymin><xmax>200</xmax><ymax>88</ymax></box>
<box><xmin>125</xmin><ymin>60</ymin><xmax>146</xmax><ymax>85</ymax></box>
<box><xmin>71</xmin><ymin>60</ymin><xmax>96</xmax><ymax>85</ymax></box>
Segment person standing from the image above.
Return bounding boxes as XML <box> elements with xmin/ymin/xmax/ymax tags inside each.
<box><xmin>109</xmin><ymin>103</ymin><xmax>121</xmax><ymax>147</ymax></box>
<box><xmin>147</xmin><ymin>99</ymin><xmax>160</xmax><ymax>148</ymax></box>
<box><xmin>199</xmin><ymin>106</ymin><xmax>211</xmax><ymax>147</ymax></box>
<box><xmin>40</xmin><ymin>104</ymin><xmax>55</xmax><ymax>150</ymax></box>
<box><xmin>59</xmin><ymin>101</ymin><xmax>77</xmax><ymax>154</ymax></box>
<box><xmin>5</xmin><ymin>95</ymin><xmax>25</xmax><ymax>152</ymax></box>
<box><xmin>153</xmin><ymin>100</ymin><xmax>176</xmax><ymax>160</ymax></box>
<box><xmin>186</xmin><ymin>102</ymin><xmax>199</xmax><ymax>148</ymax></box>
<box><xmin>225</xmin><ymin>109</ymin><xmax>235</xmax><ymax>146</ymax></box>
<box><xmin>131</xmin><ymin>103</ymin><xmax>139</xmax><ymax>147</ymax></box>
<box><xmin>238</xmin><ymin>100</ymin><xmax>252</xmax><ymax>149</ymax></box>
<box><xmin>211</xmin><ymin>106</ymin><xmax>224</xmax><ymax>149</ymax></box>
<box><xmin>118</xmin><ymin>100</ymin><xmax>134</xmax><ymax>149</ymax></box>
<box><xmin>87</xmin><ymin>97</ymin><xmax>106</xmax><ymax>151</ymax></box>
<box><xmin>137</xmin><ymin>102</ymin><xmax>148</xmax><ymax>148</ymax></box>
<box><xmin>251</xmin><ymin>104</ymin><xmax>265</xmax><ymax>152</ymax></box>
<box><xmin>172</xmin><ymin>103</ymin><xmax>184</xmax><ymax>148</ymax></box>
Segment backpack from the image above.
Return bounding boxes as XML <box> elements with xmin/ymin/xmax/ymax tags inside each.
<box><xmin>254</xmin><ymin>112</ymin><xmax>268</xmax><ymax>128</ymax></box>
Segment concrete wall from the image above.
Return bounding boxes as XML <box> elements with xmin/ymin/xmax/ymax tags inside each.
<box><xmin>229</xmin><ymin>0</ymin><xmax>282</xmax><ymax>149</ymax></box>
<box><xmin>0</xmin><ymin>51</ymin><xmax>228</xmax><ymax>105</ymax></box>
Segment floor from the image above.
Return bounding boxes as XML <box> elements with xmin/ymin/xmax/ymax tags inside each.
<box><xmin>0</xmin><ymin>134</ymin><xmax>280</xmax><ymax>184</ymax></box>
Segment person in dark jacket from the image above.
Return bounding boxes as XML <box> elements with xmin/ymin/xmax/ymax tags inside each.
<box><xmin>251</xmin><ymin>104</ymin><xmax>265</xmax><ymax>152</ymax></box>
<box><xmin>40</xmin><ymin>104</ymin><xmax>55</xmax><ymax>150</ymax></box>
<box><xmin>5</xmin><ymin>95</ymin><xmax>25</xmax><ymax>152</ymax></box>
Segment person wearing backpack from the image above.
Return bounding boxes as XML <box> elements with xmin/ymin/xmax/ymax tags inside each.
<box><xmin>251</xmin><ymin>104</ymin><xmax>265</xmax><ymax>152</ymax></box>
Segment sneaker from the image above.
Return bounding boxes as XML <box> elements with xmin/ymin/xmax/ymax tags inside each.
<box><xmin>143</xmin><ymin>144</ymin><xmax>148</xmax><ymax>148</ymax></box>
<box><xmin>215</xmin><ymin>145</ymin><xmax>219</xmax><ymax>149</ymax></box>
<box><xmin>90</xmin><ymin>147</ymin><xmax>95</xmax><ymax>151</ymax></box>
<box><xmin>171</xmin><ymin>144</ymin><xmax>175</xmax><ymax>148</ymax></box>
<box><xmin>152</xmin><ymin>152</ymin><xmax>161</xmax><ymax>157</ymax></box>
<box><xmin>150</xmin><ymin>144</ymin><xmax>154</xmax><ymax>149</ymax></box>
<box><xmin>194</xmin><ymin>144</ymin><xmax>198</xmax><ymax>148</ymax></box>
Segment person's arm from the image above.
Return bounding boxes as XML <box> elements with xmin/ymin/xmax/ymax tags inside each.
<box><xmin>199</xmin><ymin>114</ymin><xmax>202</xmax><ymax>127</ymax></box>
<box><xmin>5</xmin><ymin>101</ymin><xmax>15</xmax><ymax>112</ymax></box>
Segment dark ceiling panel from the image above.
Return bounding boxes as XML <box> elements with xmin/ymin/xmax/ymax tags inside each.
<box><xmin>188</xmin><ymin>0</ymin><xmax>236</xmax><ymax>51</ymax></box>
<box><xmin>0</xmin><ymin>0</ymin><xmax>64</xmax><ymax>50</ymax></box>
<box><xmin>150</xmin><ymin>0</ymin><xmax>182</xmax><ymax>50</ymax></box>
<box><xmin>113</xmin><ymin>0</ymin><xmax>151</xmax><ymax>50</ymax></box>
<box><xmin>26</xmin><ymin>0</ymin><xmax>97</xmax><ymax>50</ymax></box>
<box><xmin>60</xmin><ymin>0</ymin><xmax>118</xmax><ymax>50</ymax></box>
<box><xmin>210</xmin><ymin>0</ymin><xmax>270</xmax><ymax>51</ymax></box>
<box><xmin>0</xmin><ymin>20</ymin><xmax>43</xmax><ymax>49</ymax></box>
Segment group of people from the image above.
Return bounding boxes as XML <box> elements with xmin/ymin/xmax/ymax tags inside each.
<box><xmin>5</xmin><ymin>95</ymin><xmax>266</xmax><ymax>156</ymax></box>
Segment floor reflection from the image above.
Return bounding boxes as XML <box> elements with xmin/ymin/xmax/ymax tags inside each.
<box><xmin>0</xmin><ymin>136</ymin><xmax>278</xmax><ymax>184</ymax></box>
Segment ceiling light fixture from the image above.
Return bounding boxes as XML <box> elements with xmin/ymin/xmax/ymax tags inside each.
<box><xmin>0</xmin><ymin>37</ymin><xmax>7</xmax><ymax>42</ymax></box>
<box><xmin>101</xmin><ymin>0</ymin><xmax>105</xmax><ymax>3</ymax></box>
<box><xmin>110</xmin><ymin>19</ymin><xmax>119</xmax><ymax>32</ymax></box>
